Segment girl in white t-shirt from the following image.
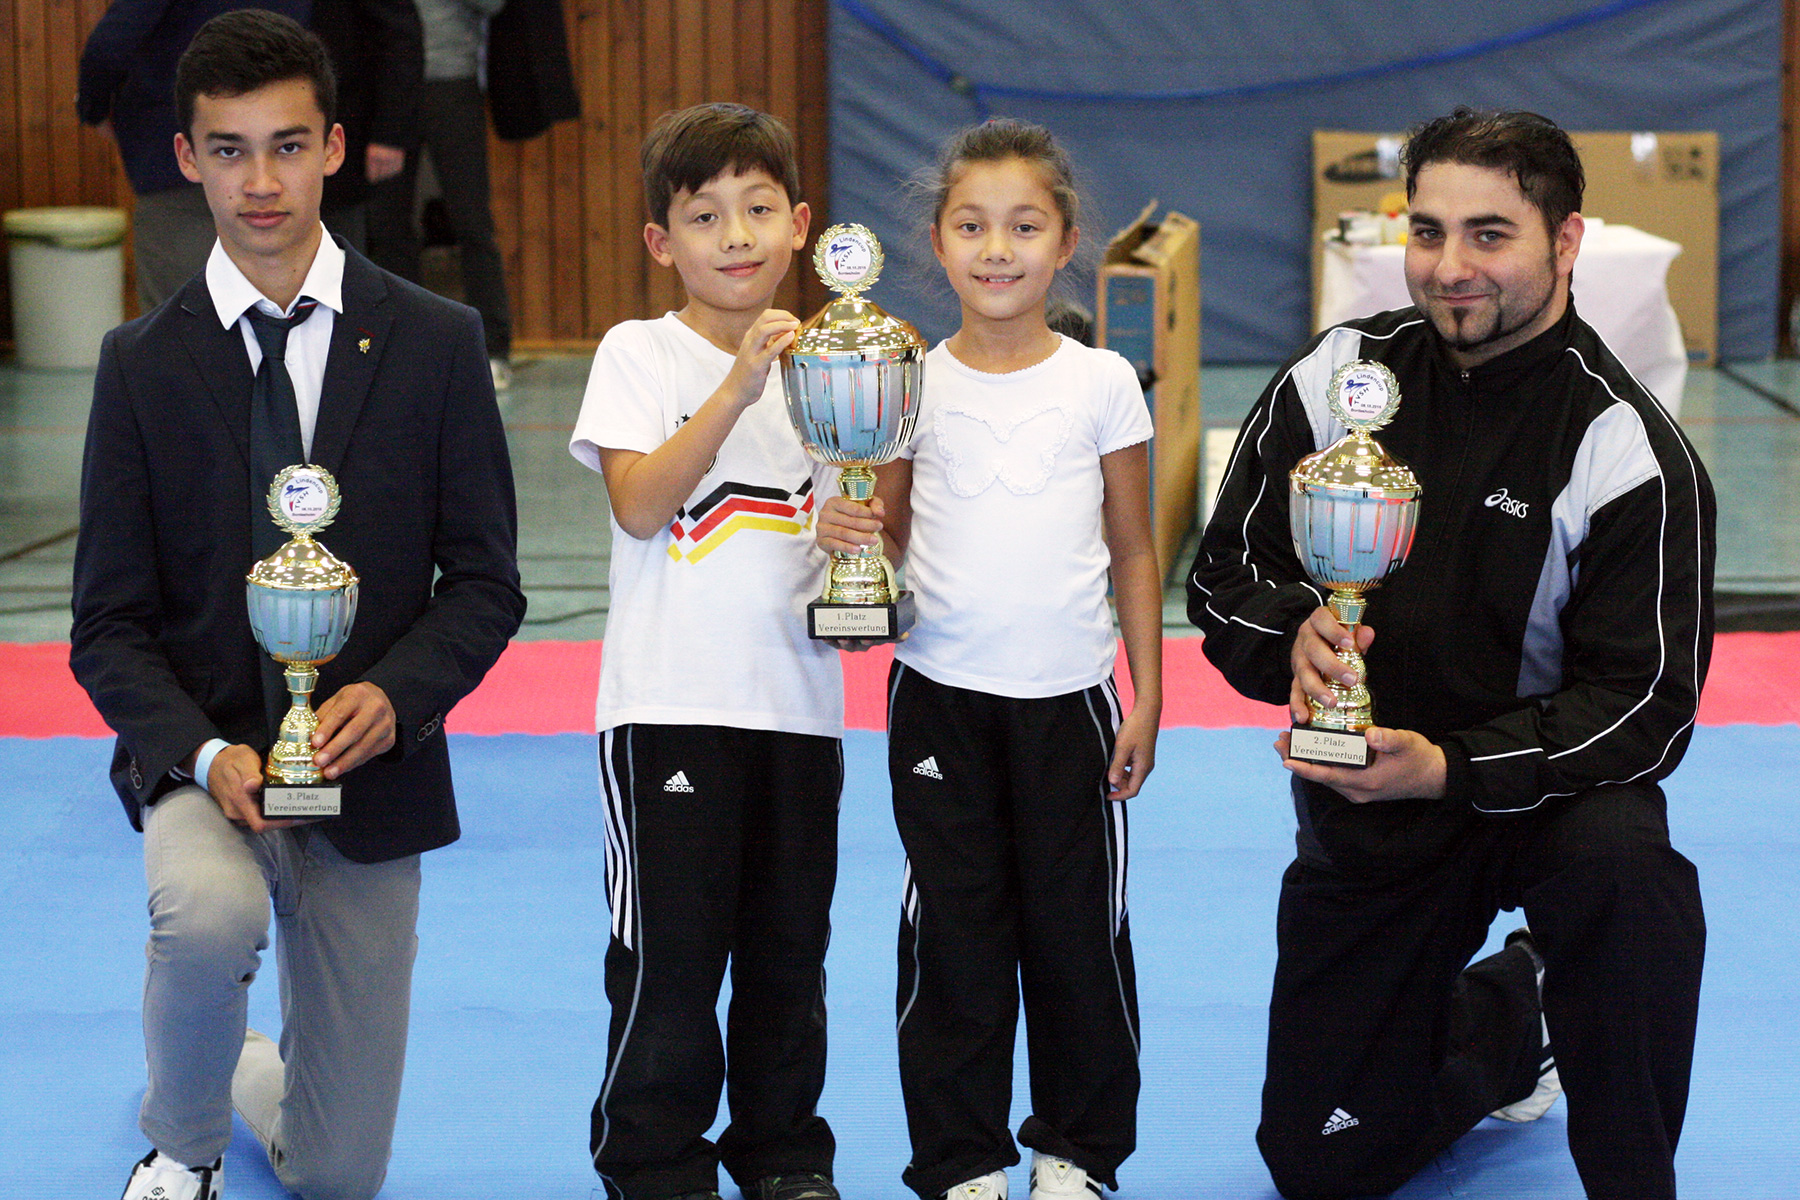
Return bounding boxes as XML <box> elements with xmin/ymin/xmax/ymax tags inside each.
<box><xmin>819</xmin><ymin>119</ymin><xmax>1162</xmax><ymax>1200</ymax></box>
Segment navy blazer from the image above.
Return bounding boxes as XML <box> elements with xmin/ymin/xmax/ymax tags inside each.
<box><xmin>71</xmin><ymin>244</ymin><xmax>525</xmax><ymax>863</ymax></box>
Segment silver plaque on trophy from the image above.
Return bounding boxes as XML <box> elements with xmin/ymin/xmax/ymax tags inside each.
<box><xmin>1287</xmin><ymin>361</ymin><xmax>1422</xmax><ymax>768</ymax></box>
<box><xmin>780</xmin><ymin>223</ymin><xmax>925</xmax><ymax>640</ymax></box>
<box><xmin>245</xmin><ymin>465</ymin><xmax>359</xmax><ymax>817</ymax></box>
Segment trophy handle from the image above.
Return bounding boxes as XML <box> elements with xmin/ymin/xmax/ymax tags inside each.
<box><xmin>266</xmin><ymin>662</ymin><xmax>325</xmax><ymax>785</ymax></box>
<box><xmin>1307</xmin><ymin>587</ymin><xmax>1373</xmax><ymax>732</ymax></box>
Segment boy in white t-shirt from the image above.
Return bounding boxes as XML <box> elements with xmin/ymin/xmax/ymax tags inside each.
<box><xmin>569</xmin><ymin>102</ymin><xmax>844</xmax><ymax>1200</ymax></box>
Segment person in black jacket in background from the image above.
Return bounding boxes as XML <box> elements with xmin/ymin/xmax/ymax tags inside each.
<box><xmin>79</xmin><ymin>0</ymin><xmax>420</xmax><ymax>308</ymax></box>
<box><xmin>313</xmin><ymin>0</ymin><xmax>423</xmax><ymax>249</ymax></box>
<box><xmin>1189</xmin><ymin>108</ymin><xmax>1712</xmax><ymax>1200</ymax></box>
<box><xmin>78</xmin><ymin>0</ymin><xmax>306</xmax><ymax>310</ymax></box>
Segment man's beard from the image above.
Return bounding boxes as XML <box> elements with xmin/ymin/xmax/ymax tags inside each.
<box><xmin>1433</xmin><ymin>251</ymin><xmax>1557</xmax><ymax>354</ymax></box>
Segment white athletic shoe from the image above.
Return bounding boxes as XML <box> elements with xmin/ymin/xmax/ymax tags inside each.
<box><xmin>120</xmin><ymin>1150</ymin><xmax>222</xmax><ymax>1200</ymax></box>
<box><xmin>943</xmin><ymin>1170</ymin><xmax>1008</xmax><ymax>1200</ymax></box>
<box><xmin>1490</xmin><ymin>927</ymin><xmax>1563</xmax><ymax>1122</ymax></box>
<box><xmin>1029</xmin><ymin>1152</ymin><xmax>1101</xmax><ymax>1198</ymax></box>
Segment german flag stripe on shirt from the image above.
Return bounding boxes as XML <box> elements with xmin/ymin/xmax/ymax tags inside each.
<box><xmin>668</xmin><ymin>478</ymin><xmax>816</xmax><ymax>563</ymax></box>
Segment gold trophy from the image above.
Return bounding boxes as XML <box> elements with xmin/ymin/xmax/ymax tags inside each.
<box><xmin>245</xmin><ymin>465</ymin><xmax>360</xmax><ymax>817</ymax></box>
<box><xmin>1287</xmin><ymin>361</ymin><xmax>1422</xmax><ymax>767</ymax></box>
<box><xmin>780</xmin><ymin>223</ymin><xmax>925</xmax><ymax>640</ymax></box>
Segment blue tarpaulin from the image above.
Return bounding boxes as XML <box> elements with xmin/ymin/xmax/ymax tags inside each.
<box><xmin>828</xmin><ymin>0</ymin><xmax>1781</xmax><ymax>362</ymax></box>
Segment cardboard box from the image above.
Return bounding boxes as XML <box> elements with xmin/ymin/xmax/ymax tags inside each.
<box><xmin>1097</xmin><ymin>202</ymin><xmax>1202</xmax><ymax>577</ymax></box>
<box><xmin>1312</xmin><ymin>129</ymin><xmax>1719</xmax><ymax>362</ymax></box>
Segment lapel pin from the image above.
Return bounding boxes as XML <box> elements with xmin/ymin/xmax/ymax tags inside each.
<box><xmin>358</xmin><ymin>336</ymin><xmax>371</xmax><ymax>355</ymax></box>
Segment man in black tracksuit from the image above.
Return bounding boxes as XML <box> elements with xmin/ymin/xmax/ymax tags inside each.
<box><xmin>1189</xmin><ymin>109</ymin><xmax>1713</xmax><ymax>1200</ymax></box>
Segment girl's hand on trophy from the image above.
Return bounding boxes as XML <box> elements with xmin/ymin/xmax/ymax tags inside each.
<box><xmin>1289</xmin><ymin>605</ymin><xmax>1374</xmax><ymax>719</ymax></box>
<box><xmin>208</xmin><ymin>744</ymin><xmax>296</xmax><ymax>831</ymax></box>
<box><xmin>816</xmin><ymin>494</ymin><xmax>885</xmax><ymax>554</ymax></box>
<box><xmin>1276</xmin><ymin>725</ymin><xmax>1446</xmax><ymax>803</ymax></box>
<box><xmin>311</xmin><ymin>681</ymin><xmax>398</xmax><ymax>779</ymax></box>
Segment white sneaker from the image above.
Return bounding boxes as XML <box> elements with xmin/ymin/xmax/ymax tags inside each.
<box><xmin>120</xmin><ymin>1150</ymin><xmax>222</xmax><ymax>1200</ymax></box>
<box><xmin>1029</xmin><ymin>1152</ymin><xmax>1101</xmax><ymax>1199</ymax></box>
<box><xmin>1490</xmin><ymin>927</ymin><xmax>1562</xmax><ymax>1122</ymax></box>
<box><xmin>944</xmin><ymin>1170</ymin><xmax>1008</xmax><ymax>1200</ymax></box>
<box><xmin>1492</xmin><ymin>1013</ymin><xmax>1562</xmax><ymax>1121</ymax></box>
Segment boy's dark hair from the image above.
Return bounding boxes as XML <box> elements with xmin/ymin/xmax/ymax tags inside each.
<box><xmin>640</xmin><ymin>102</ymin><xmax>802</xmax><ymax>227</ymax></box>
<box><xmin>1403</xmin><ymin>107</ymin><xmax>1584</xmax><ymax>233</ymax></box>
<box><xmin>176</xmin><ymin>9</ymin><xmax>337</xmax><ymax>138</ymax></box>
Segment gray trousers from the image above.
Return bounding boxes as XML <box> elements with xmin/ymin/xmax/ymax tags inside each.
<box><xmin>365</xmin><ymin>77</ymin><xmax>513</xmax><ymax>359</ymax></box>
<box><xmin>140</xmin><ymin>786</ymin><xmax>421</xmax><ymax>1200</ymax></box>
<box><xmin>130</xmin><ymin>186</ymin><xmax>216</xmax><ymax>314</ymax></box>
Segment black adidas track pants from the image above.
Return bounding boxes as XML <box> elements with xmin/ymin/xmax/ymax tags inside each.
<box><xmin>1258</xmin><ymin>781</ymin><xmax>1705</xmax><ymax>1200</ymax></box>
<box><xmin>590</xmin><ymin>723</ymin><xmax>843</xmax><ymax>1200</ymax></box>
<box><xmin>886</xmin><ymin>662</ymin><xmax>1141</xmax><ymax>1200</ymax></box>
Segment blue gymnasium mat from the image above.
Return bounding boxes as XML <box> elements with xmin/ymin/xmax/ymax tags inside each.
<box><xmin>1</xmin><ymin>726</ymin><xmax>1795</xmax><ymax>1198</ymax></box>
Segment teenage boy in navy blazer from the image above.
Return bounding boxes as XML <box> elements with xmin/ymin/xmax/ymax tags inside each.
<box><xmin>70</xmin><ymin>11</ymin><xmax>524</xmax><ymax>1199</ymax></box>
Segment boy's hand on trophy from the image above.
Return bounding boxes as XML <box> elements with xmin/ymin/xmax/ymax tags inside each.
<box><xmin>208</xmin><ymin>743</ymin><xmax>295</xmax><ymax>831</ymax></box>
<box><xmin>311</xmin><ymin>681</ymin><xmax>397</xmax><ymax>779</ymax></box>
<box><xmin>1289</xmin><ymin>605</ymin><xmax>1374</xmax><ymax>722</ymax></box>
<box><xmin>726</xmin><ymin>309</ymin><xmax>801</xmax><ymax>407</ymax></box>
<box><xmin>816</xmin><ymin>494</ymin><xmax>885</xmax><ymax>554</ymax></box>
<box><xmin>1275</xmin><ymin>725</ymin><xmax>1446</xmax><ymax>803</ymax></box>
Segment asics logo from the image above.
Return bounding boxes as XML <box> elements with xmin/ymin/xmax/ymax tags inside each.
<box><xmin>1485</xmin><ymin>486</ymin><xmax>1530</xmax><ymax>518</ymax></box>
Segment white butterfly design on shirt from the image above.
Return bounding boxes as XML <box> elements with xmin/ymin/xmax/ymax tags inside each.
<box><xmin>933</xmin><ymin>404</ymin><xmax>1073</xmax><ymax>497</ymax></box>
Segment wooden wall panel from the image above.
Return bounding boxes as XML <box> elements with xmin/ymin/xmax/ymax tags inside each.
<box><xmin>1</xmin><ymin>0</ymin><xmax>829</xmax><ymax>349</ymax></box>
<box><xmin>1</xmin><ymin>0</ymin><xmax>128</xmax><ymax>342</ymax></box>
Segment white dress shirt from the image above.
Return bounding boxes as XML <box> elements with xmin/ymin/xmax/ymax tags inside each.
<box><xmin>203</xmin><ymin>227</ymin><xmax>346</xmax><ymax>458</ymax></box>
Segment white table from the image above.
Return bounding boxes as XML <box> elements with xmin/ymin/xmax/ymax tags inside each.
<box><xmin>1317</xmin><ymin>221</ymin><xmax>1687</xmax><ymax>415</ymax></box>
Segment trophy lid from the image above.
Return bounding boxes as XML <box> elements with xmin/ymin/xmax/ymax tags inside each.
<box><xmin>788</xmin><ymin>224</ymin><xmax>927</xmax><ymax>359</ymax></box>
<box><xmin>791</xmin><ymin>295</ymin><xmax>927</xmax><ymax>357</ymax></box>
<box><xmin>247</xmin><ymin>536</ymin><xmax>359</xmax><ymax>591</ymax></box>
<box><xmin>1291</xmin><ymin>434</ymin><xmax>1421</xmax><ymax>499</ymax></box>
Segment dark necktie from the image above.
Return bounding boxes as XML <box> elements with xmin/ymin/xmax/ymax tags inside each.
<box><xmin>245</xmin><ymin>298</ymin><xmax>320</xmax><ymax>739</ymax></box>
<box><xmin>247</xmin><ymin>298</ymin><xmax>318</xmax><ymax>559</ymax></box>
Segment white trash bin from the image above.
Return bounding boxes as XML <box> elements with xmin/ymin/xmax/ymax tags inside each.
<box><xmin>5</xmin><ymin>205</ymin><xmax>128</xmax><ymax>370</ymax></box>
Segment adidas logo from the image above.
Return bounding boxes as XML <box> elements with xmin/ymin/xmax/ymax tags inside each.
<box><xmin>663</xmin><ymin>771</ymin><xmax>694</xmax><ymax>793</ymax></box>
<box><xmin>912</xmin><ymin>756</ymin><xmax>943</xmax><ymax>780</ymax></box>
<box><xmin>1322</xmin><ymin>1108</ymin><xmax>1360</xmax><ymax>1135</ymax></box>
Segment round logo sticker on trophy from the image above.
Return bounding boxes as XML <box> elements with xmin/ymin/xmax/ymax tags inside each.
<box><xmin>1329</xmin><ymin>360</ymin><xmax>1402</xmax><ymax>429</ymax></box>
<box><xmin>818</xmin><ymin>225</ymin><xmax>881</xmax><ymax>294</ymax></box>
<box><xmin>780</xmin><ymin>223</ymin><xmax>924</xmax><ymax>640</ymax></box>
<box><xmin>245</xmin><ymin>464</ymin><xmax>359</xmax><ymax>817</ymax></box>
<box><xmin>1287</xmin><ymin>360</ymin><xmax>1421</xmax><ymax>768</ymax></box>
<box><xmin>275</xmin><ymin>465</ymin><xmax>335</xmax><ymax>527</ymax></box>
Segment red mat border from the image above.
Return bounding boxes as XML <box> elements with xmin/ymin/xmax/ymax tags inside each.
<box><xmin>4</xmin><ymin>633</ymin><xmax>1794</xmax><ymax>738</ymax></box>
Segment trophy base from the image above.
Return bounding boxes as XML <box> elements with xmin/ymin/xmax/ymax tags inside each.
<box><xmin>808</xmin><ymin>591</ymin><xmax>915</xmax><ymax>641</ymax></box>
<box><xmin>1289</xmin><ymin>724</ymin><xmax>1370</xmax><ymax>769</ymax></box>
<box><xmin>262</xmin><ymin>781</ymin><xmax>343</xmax><ymax>818</ymax></box>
